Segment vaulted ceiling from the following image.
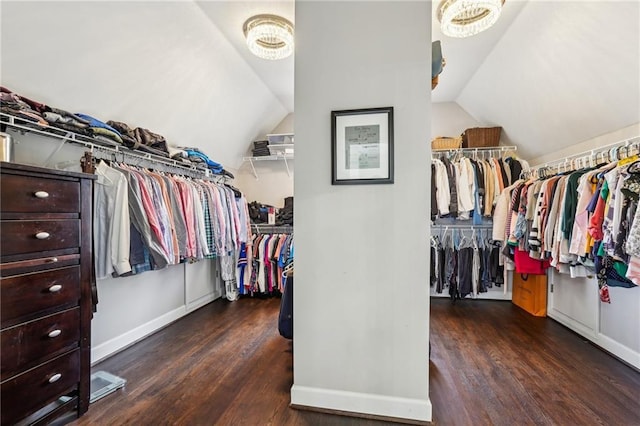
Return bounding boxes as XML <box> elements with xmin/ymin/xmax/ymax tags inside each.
<box><xmin>1</xmin><ymin>1</ymin><xmax>638</xmax><ymax>169</ymax></box>
<box><xmin>449</xmin><ymin>0</ymin><xmax>640</xmax><ymax>161</ymax></box>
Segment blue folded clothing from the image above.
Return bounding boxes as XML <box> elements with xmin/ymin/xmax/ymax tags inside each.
<box><xmin>184</xmin><ymin>149</ymin><xmax>224</xmax><ymax>174</ymax></box>
<box><xmin>75</xmin><ymin>113</ymin><xmax>123</xmax><ymax>136</ymax></box>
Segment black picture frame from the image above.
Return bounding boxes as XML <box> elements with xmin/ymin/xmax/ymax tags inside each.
<box><xmin>331</xmin><ymin>106</ymin><xmax>394</xmax><ymax>185</ymax></box>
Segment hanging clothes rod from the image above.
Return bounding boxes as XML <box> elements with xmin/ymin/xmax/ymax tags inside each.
<box><xmin>431</xmin><ymin>145</ymin><xmax>517</xmax><ymax>153</ymax></box>
<box><xmin>89</xmin><ymin>145</ymin><xmax>227</xmax><ymax>182</ymax></box>
<box><xmin>430</xmin><ymin>222</ymin><xmax>493</xmax><ymax>229</ymax></box>
<box><xmin>431</xmin><ymin>145</ymin><xmax>518</xmax><ymax>161</ymax></box>
<box><xmin>531</xmin><ymin>136</ymin><xmax>640</xmax><ymax>170</ymax></box>
<box><xmin>0</xmin><ymin>112</ymin><xmax>221</xmax><ymax>180</ymax></box>
<box><xmin>251</xmin><ymin>224</ymin><xmax>293</xmax><ymax>234</ymax></box>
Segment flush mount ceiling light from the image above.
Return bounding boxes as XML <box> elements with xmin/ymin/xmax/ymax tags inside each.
<box><xmin>438</xmin><ymin>0</ymin><xmax>504</xmax><ymax>38</ymax></box>
<box><xmin>243</xmin><ymin>14</ymin><xmax>294</xmax><ymax>60</ymax></box>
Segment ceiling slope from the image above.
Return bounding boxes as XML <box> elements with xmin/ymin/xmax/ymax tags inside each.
<box><xmin>0</xmin><ymin>1</ymin><xmax>288</xmax><ymax>170</ymax></box>
<box><xmin>431</xmin><ymin>0</ymin><xmax>528</xmax><ymax>102</ymax></box>
<box><xmin>457</xmin><ymin>0</ymin><xmax>640</xmax><ymax>160</ymax></box>
<box><xmin>196</xmin><ymin>1</ymin><xmax>294</xmax><ymax>113</ymax></box>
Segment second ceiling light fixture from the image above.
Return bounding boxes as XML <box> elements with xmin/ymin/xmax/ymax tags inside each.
<box><xmin>243</xmin><ymin>14</ymin><xmax>294</xmax><ymax>60</ymax></box>
<box><xmin>438</xmin><ymin>0</ymin><xmax>505</xmax><ymax>38</ymax></box>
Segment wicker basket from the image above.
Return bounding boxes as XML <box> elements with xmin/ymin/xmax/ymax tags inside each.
<box><xmin>461</xmin><ymin>127</ymin><xmax>502</xmax><ymax>148</ymax></box>
<box><xmin>431</xmin><ymin>136</ymin><xmax>462</xmax><ymax>150</ymax></box>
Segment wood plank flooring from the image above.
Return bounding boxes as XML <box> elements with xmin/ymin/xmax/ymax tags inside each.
<box><xmin>429</xmin><ymin>299</ymin><xmax>640</xmax><ymax>425</ymax></box>
<box><xmin>70</xmin><ymin>297</ymin><xmax>640</xmax><ymax>425</ymax></box>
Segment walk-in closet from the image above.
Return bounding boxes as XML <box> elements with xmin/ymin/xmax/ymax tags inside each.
<box><xmin>1</xmin><ymin>1</ymin><xmax>639</xmax><ymax>425</ymax></box>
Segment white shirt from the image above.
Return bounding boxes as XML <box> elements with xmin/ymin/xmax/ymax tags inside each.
<box><xmin>432</xmin><ymin>159</ymin><xmax>450</xmax><ymax>216</ymax></box>
<box><xmin>94</xmin><ymin>161</ymin><xmax>131</xmax><ymax>279</ymax></box>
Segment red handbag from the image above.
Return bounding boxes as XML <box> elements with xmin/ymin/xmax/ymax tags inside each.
<box><xmin>514</xmin><ymin>248</ymin><xmax>549</xmax><ymax>275</ymax></box>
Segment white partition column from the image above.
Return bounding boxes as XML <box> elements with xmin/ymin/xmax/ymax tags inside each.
<box><xmin>292</xmin><ymin>1</ymin><xmax>431</xmax><ymax>423</ymax></box>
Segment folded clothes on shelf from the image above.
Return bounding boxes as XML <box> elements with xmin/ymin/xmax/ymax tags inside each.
<box><xmin>252</xmin><ymin>140</ymin><xmax>270</xmax><ymax>156</ymax></box>
<box><xmin>0</xmin><ymin>87</ymin><xmax>49</xmax><ymax>126</ymax></box>
<box><xmin>75</xmin><ymin>113</ymin><xmax>124</xmax><ymax>145</ymax></box>
<box><xmin>179</xmin><ymin>147</ymin><xmax>225</xmax><ymax>175</ymax></box>
<box><xmin>0</xmin><ymin>87</ymin><xmax>231</xmax><ymax>176</ymax></box>
<box><xmin>107</xmin><ymin>120</ymin><xmax>170</xmax><ymax>157</ymax></box>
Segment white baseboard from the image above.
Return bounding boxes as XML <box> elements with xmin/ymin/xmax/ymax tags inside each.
<box><xmin>431</xmin><ymin>292</ymin><xmax>512</xmax><ymax>301</ymax></box>
<box><xmin>91</xmin><ymin>306</ymin><xmax>187</xmax><ymax>364</ymax></box>
<box><xmin>290</xmin><ymin>385</ymin><xmax>432</xmax><ymax>423</ymax></box>
<box><xmin>548</xmin><ymin>308</ymin><xmax>640</xmax><ymax>370</ymax></box>
<box><xmin>595</xmin><ymin>333</ymin><xmax>640</xmax><ymax>370</ymax></box>
<box><xmin>186</xmin><ymin>292</ymin><xmax>217</xmax><ymax>313</ymax></box>
<box><xmin>548</xmin><ymin>307</ymin><xmax>598</xmax><ymax>340</ymax></box>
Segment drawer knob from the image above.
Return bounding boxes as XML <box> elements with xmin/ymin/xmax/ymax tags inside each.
<box><xmin>35</xmin><ymin>232</ymin><xmax>50</xmax><ymax>239</ymax></box>
<box><xmin>34</xmin><ymin>191</ymin><xmax>50</xmax><ymax>199</ymax></box>
<box><xmin>48</xmin><ymin>284</ymin><xmax>62</xmax><ymax>293</ymax></box>
<box><xmin>48</xmin><ymin>373</ymin><xmax>62</xmax><ymax>383</ymax></box>
<box><xmin>48</xmin><ymin>329</ymin><xmax>62</xmax><ymax>338</ymax></box>
<box><xmin>48</xmin><ymin>257</ymin><xmax>59</xmax><ymax>263</ymax></box>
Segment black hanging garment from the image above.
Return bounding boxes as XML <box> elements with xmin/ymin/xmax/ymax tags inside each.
<box><xmin>278</xmin><ymin>276</ymin><xmax>294</xmax><ymax>339</ymax></box>
<box><xmin>457</xmin><ymin>247</ymin><xmax>473</xmax><ymax>298</ymax></box>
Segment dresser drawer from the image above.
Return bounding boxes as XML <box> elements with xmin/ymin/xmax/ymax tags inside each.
<box><xmin>1</xmin><ymin>350</ymin><xmax>79</xmax><ymax>426</ymax></box>
<box><xmin>0</xmin><ymin>174</ymin><xmax>80</xmax><ymax>214</ymax></box>
<box><xmin>1</xmin><ymin>308</ymin><xmax>80</xmax><ymax>380</ymax></box>
<box><xmin>0</xmin><ymin>220</ymin><xmax>80</xmax><ymax>257</ymax></box>
<box><xmin>1</xmin><ymin>266</ymin><xmax>80</xmax><ymax>328</ymax></box>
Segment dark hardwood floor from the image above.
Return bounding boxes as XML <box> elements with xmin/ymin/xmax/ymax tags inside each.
<box><xmin>429</xmin><ymin>299</ymin><xmax>640</xmax><ymax>425</ymax></box>
<box><xmin>70</xmin><ymin>297</ymin><xmax>640</xmax><ymax>426</ymax></box>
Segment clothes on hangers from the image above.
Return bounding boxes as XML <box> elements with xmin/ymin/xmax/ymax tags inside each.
<box><xmin>246</xmin><ymin>232</ymin><xmax>293</xmax><ymax>296</ymax></box>
<box><xmin>92</xmin><ymin>160</ymin><xmax>252</xmax><ymax>286</ymax></box>
<box><xmin>431</xmin><ymin>152</ymin><xmax>528</xmax><ymax>221</ymax></box>
<box><xmin>494</xmin><ymin>154</ymin><xmax>640</xmax><ymax>303</ymax></box>
<box><xmin>431</xmin><ymin>228</ymin><xmax>502</xmax><ymax>299</ymax></box>
<box><xmin>94</xmin><ymin>160</ymin><xmax>132</xmax><ymax>279</ymax></box>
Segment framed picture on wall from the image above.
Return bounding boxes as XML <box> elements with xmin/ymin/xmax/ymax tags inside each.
<box><xmin>331</xmin><ymin>106</ymin><xmax>394</xmax><ymax>185</ymax></box>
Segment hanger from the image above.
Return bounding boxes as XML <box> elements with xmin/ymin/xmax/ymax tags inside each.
<box><xmin>283</xmin><ymin>260</ymin><xmax>294</xmax><ymax>277</ymax></box>
<box><xmin>621</xmin><ymin>145</ymin><xmax>630</xmax><ymax>159</ymax></box>
<box><xmin>457</xmin><ymin>229</ymin><xmax>468</xmax><ymax>249</ymax></box>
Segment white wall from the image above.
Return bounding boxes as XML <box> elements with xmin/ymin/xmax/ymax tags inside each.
<box><xmin>536</xmin><ymin>126</ymin><xmax>640</xmax><ymax>370</ymax></box>
<box><xmin>0</xmin><ymin>1</ymin><xmax>287</xmax><ymax>171</ymax></box>
<box><xmin>293</xmin><ymin>1</ymin><xmax>431</xmax><ymax>422</ymax></box>
<box><xmin>529</xmin><ymin>122</ymin><xmax>640</xmax><ymax>166</ymax></box>
<box><xmin>458</xmin><ymin>1</ymin><xmax>640</xmax><ymax>161</ymax></box>
<box><xmin>271</xmin><ymin>113</ymin><xmax>295</xmax><ymax>135</ymax></box>
<box><xmin>235</xmin><ymin>113</ymin><xmax>295</xmax><ymax>207</ymax></box>
<box><xmin>235</xmin><ymin>162</ymin><xmax>294</xmax><ymax>207</ymax></box>
<box><xmin>548</xmin><ymin>271</ymin><xmax>640</xmax><ymax>369</ymax></box>
<box><xmin>431</xmin><ymin>102</ymin><xmax>481</xmax><ymax>140</ymax></box>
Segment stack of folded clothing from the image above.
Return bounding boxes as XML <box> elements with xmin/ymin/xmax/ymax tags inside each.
<box><xmin>168</xmin><ymin>147</ymin><xmax>233</xmax><ymax>178</ymax></box>
<box><xmin>43</xmin><ymin>108</ymin><xmax>92</xmax><ymax>135</ymax></box>
<box><xmin>276</xmin><ymin>196</ymin><xmax>293</xmax><ymax>225</ymax></box>
<box><xmin>0</xmin><ymin>87</ymin><xmax>212</xmax><ymax>164</ymax></box>
<box><xmin>75</xmin><ymin>113</ymin><xmax>123</xmax><ymax>145</ymax></box>
<box><xmin>167</xmin><ymin>146</ymin><xmax>190</xmax><ymax>162</ymax></box>
<box><xmin>107</xmin><ymin>120</ymin><xmax>170</xmax><ymax>157</ymax></box>
<box><xmin>1</xmin><ymin>87</ymin><xmax>49</xmax><ymax>126</ymax></box>
<box><xmin>180</xmin><ymin>147</ymin><xmax>225</xmax><ymax>175</ymax></box>
<box><xmin>252</xmin><ymin>140</ymin><xmax>270</xmax><ymax>156</ymax></box>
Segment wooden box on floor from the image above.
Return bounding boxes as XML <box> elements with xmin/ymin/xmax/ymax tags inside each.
<box><xmin>512</xmin><ymin>273</ymin><xmax>547</xmax><ymax>317</ymax></box>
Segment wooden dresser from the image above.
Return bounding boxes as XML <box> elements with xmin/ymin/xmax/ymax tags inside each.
<box><xmin>1</xmin><ymin>162</ymin><xmax>94</xmax><ymax>425</ymax></box>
